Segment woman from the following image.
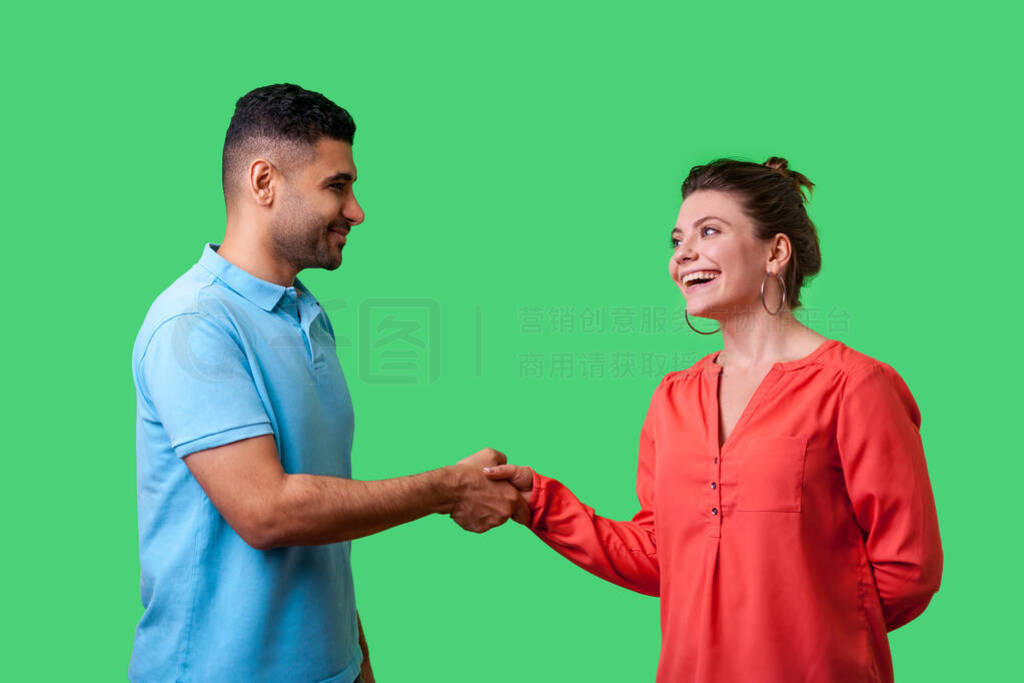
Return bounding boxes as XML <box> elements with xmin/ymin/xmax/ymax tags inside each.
<box><xmin>484</xmin><ymin>158</ymin><xmax>943</xmax><ymax>682</ymax></box>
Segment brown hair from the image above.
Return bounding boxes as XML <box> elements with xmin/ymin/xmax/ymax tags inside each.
<box><xmin>681</xmin><ymin>157</ymin><xmax>821</xmax><ymax>310</ymax></box>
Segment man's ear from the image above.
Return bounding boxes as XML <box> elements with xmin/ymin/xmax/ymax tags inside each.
<box><xmin>249</xmin><ymin>158</ymin><xmax>276</xmax><ymax>207</ymax></box>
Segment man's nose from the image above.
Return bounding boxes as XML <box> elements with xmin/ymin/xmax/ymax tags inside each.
<box><xmin>344</xmin><ymin>194</ymin><xmax>365</xmax><ymax>227</ymax></box>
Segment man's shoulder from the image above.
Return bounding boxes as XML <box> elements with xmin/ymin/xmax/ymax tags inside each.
<box><xmin>131</xmin><ymin>264</ymin><xmax>232</xmax><ymax>365</ymax></box>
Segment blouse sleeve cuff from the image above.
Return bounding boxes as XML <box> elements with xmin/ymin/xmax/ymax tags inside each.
<box><xmin>526</xmin><ymin>469</ymin><xmax>554</xmax><ymax>530</ymax></box>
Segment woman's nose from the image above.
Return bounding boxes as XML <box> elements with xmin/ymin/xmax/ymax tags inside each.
<box><xmin>673</xmin><ymin>240</ymin><xmax>695</xmax><ymax>264</ymax></box>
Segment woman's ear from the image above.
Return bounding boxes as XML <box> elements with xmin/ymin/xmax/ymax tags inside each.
<box><xmin>768</xmin><ymin>233</ymin><xmax>792</xmax><ymax>273</ymax></box>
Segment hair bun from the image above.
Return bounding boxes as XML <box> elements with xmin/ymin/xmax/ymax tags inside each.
<box><xmin>763</xmin><ymin>156</ymin><xmax>790</xmax><ymax>173</ymax></box>
<box><xmin>764</xmin><ymin>156</ymin><xmax>814</xmax><ymax>203</ymax></box>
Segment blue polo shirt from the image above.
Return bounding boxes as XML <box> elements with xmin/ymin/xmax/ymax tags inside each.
<box><xmin>130</xmin><ymin>242</ymin><xmax>361</xmax><ymax>682</ymax></box>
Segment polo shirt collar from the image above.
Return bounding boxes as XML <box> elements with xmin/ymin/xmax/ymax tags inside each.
<box><xmin>199</xmin><ymin>242</ymin><xmax>310</xmax><ymax>312</ymax></box>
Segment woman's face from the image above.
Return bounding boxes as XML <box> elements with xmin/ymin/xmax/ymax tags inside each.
<box><xmin>669</xmin><ymin>189</ymin><xmax>780</xmax><ymax>318</ymax></box>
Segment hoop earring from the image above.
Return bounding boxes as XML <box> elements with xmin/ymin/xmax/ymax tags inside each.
<box><xmin>761</xmin><ymin>271</ymin><xmax>787</xmax><ymax>315</ymax></box>
<box><xmin>685</xmin><ymin>309</ymin><xmax>720</xmax><ymax>335</ymax></box>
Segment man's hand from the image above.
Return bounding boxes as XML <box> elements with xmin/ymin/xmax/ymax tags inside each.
<box><xmin>448</xmin><ymin>448</ymin><xmax>528</xmax><ymax>532</ymax></box>
<box><xmin>457</xmin><ymin>447</ymin><xmax>507</xmax><ymax>469</ymax></box>
<box><xmin>357</xmin><ymin>612</ymin><xmax>374</xmax><ymax>683</ymax></box>
<box><xmin>482</xmin><ymin>464</ymin><xmax>535</xmax><ymax>524</ymax></box>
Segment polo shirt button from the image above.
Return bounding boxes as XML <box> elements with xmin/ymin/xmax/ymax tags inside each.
<box><xmin>714</xmin><ymin>457</ymin><xmax>718</xmax><ymax>464</ymax></box>
<box><xmin>711</xmin><ymin>507</ymin><xmax>719</xmax><ymax>515</ymax></box>
<box><xmin>710</xmin><ymin>482</ymin><xmax>717</xmax><ymax>489</ymax></box>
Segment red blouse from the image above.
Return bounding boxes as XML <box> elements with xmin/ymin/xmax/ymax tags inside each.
<box><xmin>526</xmin><ymin>338</ymin><xmax>942</xmax><ymax>682</ymax></box>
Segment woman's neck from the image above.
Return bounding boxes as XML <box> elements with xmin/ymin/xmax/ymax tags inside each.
<box><xmin>715</xmin><ymin>308</ymin><xmax>820</xmax><ymax>368</ymax></box>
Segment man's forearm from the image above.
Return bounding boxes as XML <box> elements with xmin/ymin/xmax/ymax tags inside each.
<box><xmin>259</xmin><ymin>467</ymin><xmax>459</xmax><ymax>548</ymax></box>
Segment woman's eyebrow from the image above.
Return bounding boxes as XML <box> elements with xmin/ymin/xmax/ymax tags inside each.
<box><xmin>693</xmin><ymin>215</ymin><xmax>730</xmax><ymax>226</ymax></box>
<box><xmin>672</xmin><ymin>216</ymin><xmax>731</xmax><ymax>235</ymax></box>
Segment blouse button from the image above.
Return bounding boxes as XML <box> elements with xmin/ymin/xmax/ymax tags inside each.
<box><xmin>711</xmin><ymin>507</ymin><xmax>719</xmax><ymax>515</ymax></box>
<box><xmin>710</xmin><ymin>482</ymin><xmax>717</xmax><ymax>490</ymax></box>
<box><xmin>714</xmin><ymin>457</ymin><xmax>719</xmax><ymax>464</ymax></box>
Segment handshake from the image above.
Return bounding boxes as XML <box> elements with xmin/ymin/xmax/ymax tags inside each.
<box><xmin>445</xmin><ymin>448</ymin><xmax>535</xmax><ymax>533</ymax></box>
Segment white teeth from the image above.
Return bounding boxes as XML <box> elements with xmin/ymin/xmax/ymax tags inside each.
<box><xmin>682</xmin><ymin>270</ymin><xmax>720</xmax><ymax>286</ymax></box>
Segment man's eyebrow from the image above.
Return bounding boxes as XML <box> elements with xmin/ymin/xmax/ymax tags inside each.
<box><xmin>672</xmin><ymin>215</ymin><xmax>731</xmax><ymax>234</ymax></box>
<box><xmin>323</xmin><ymin>171</ymin><xmax>356</xmax><ymax>183</ymax></box>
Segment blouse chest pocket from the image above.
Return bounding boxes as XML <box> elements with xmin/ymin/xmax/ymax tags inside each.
<box><xmin>735</xmin><ymin>435</ymin><xmax>807</xmax><ymax>513</ymax></box>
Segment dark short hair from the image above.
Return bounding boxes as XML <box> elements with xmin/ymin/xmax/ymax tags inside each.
<box><xmin>681</xmin><ymin>157</ymin><xmax>821</xmax><ymax>310</ymax></box>
<box><xmin>222</xmin><ymin>83</ymin><xmax>356</xmax><ymax>199</ymax></box>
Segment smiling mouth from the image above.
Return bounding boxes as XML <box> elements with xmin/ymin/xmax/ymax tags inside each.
<box><xmin>681</xmin><ymin>271</ymin><xmax>720</xmax><ymax>291</ymax></box>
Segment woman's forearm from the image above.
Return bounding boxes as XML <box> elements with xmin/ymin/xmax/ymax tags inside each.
<box><xmin>528</xmin><ymin>472</ymin><xmax>660</xmax><ymax>596</ymax></box>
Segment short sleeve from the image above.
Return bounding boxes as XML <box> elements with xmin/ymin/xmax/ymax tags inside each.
<box><xmin>138</xmin><ymin>313</ymin><xmax>274</xmax><ymax>458</ymax></box>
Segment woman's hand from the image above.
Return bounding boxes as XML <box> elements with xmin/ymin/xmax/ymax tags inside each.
<box><xmin>481</xmin><ymin>464</ymin><xmax>534</xmax><ymax>524</ymax></box>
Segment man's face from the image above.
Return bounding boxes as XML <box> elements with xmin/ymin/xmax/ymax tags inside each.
<box><xmin>269</xmin><ymin>137</ymin><xmax>364</xmax><ymax>272</ymax></box>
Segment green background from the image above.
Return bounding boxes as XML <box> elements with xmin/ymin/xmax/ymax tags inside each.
<box><xmin>3</xmin><ymin>1</ymin><xmax>1020</xmax><ymax>680</ymax></box>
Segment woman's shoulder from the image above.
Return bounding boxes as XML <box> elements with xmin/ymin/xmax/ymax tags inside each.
<box><xmin>818</xmin><ymin>339</ymin><xmax>906</xmax><ymax>384</ymax></box>
<box><xmin>824</xmin><ymin>341</ymin><xmax>921</xmax><ymax>424</ymax></box>
<box><xmin>658</xmin><ymin>349</ymin><xmax>719</xmax><ymax>384</ymax></box>
<box><xmin>648</xmin><ymin>351</ymin><xmax>719</xmax><ymax>401</ymax></box>
<box><xmin>813</xmin><ymin>341</ymin><xmax>923</xmax><ymax>421</ymax></box>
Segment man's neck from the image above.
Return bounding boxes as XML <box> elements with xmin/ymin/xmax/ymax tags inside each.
<box><xmin>216</xmin><ymin>232</ymin><xmax>297</xmax><ymax>287</ymax></box>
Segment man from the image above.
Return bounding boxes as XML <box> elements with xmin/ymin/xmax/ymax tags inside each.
<box><xmin>129</xmin><ymin>83</ymin><xmax>524</xmax><ymax>682</ymax></box>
